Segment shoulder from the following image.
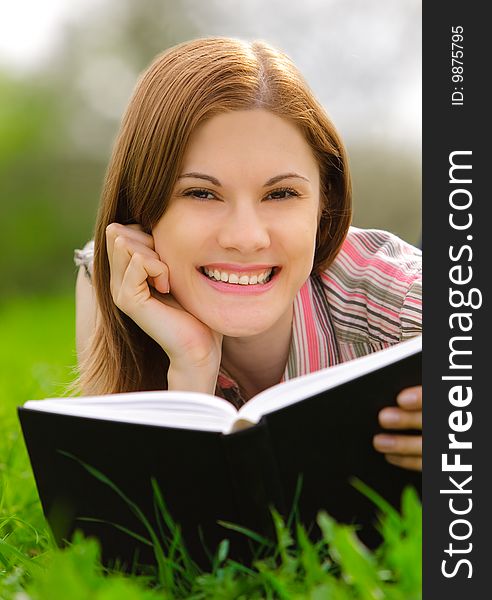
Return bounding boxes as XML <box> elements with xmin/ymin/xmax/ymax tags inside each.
<box><xmin>318</xmin><ymin>227</ymin><xmax>421</xmax><ymax>345</ymax></box>
<box><xmin>326</xmin><ymin>227</ymin><xmax>422</xmax><ymax>285</ymax></box>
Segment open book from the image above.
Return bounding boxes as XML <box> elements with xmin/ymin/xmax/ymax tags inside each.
<box><xmin>22</xmin><ymin>336</ymin><xmax>421</xmax><ymax>433</ymax></box>
<box><xmin>19</xmin><ymin>336</ymin><xmax>421</xmax><ymax>568</ymax></box>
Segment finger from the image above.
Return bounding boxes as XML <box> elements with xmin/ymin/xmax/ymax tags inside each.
<box><xmin>151</xmin><ymin>265</ymin><xmax>171</xmax><ymax>294</ymax></box>
<box><xmin>379</xmin><ymin>407</ymin><xmax>422</xmax><ymax>430</ymax></box>
<box><xmin>119</xmin><ymin>252</ymin><xmax>169</xmax><ymax>309</ymax></box>
<box><xmin>110</xmin><ymin>236</ymin><xmax>158</xmax><ymax>296</ymax></box>
<box><xmin>385</xmin><ymin>454</ymin><xmax>422</xmax><ymax>471</ymax></box>
<box><xmin>396</xmin><ymin>386</ymin><xmax>422</xmax><ymax>410</ymax></box>
<box><xmin>373</xmin><ymin>434</ymin><xmax>422</xmax><ymax>457</ymax></box>
<box><xmin>106</xmin><ymin>224</ymin><xmax>155</xmax><ymax>265</ymax></box>
<box><xmin>106</xmin><ymin>223</ymin><xmax>154</xmax><ymax>266</ymax></box>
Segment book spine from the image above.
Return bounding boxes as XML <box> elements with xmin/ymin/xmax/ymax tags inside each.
<box><xmin>222</xmin><ymin>419</ymin><xmax>286</xmax><ymax>544</ymax></box>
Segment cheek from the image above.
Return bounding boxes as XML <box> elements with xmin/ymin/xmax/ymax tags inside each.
<box><xmin>152</xmin><ymin>212</ymin><xmax>195</xmax><ymax>261</ymax></box>
<box><xmin>292</xmin><ymin>229</ymin><xmax>318</xmax><ymax>281</ymax></box>
<box><xmin>280</xmin><ymin>212</ymin><xmax>318</xmax><ymax>263</ymax></box>
<box><xmin>152</xmin><ymin>216</ymin><xmax>205</xmax><ymax>303</ymax></box>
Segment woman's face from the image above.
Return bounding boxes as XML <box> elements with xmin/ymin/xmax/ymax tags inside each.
<box><xmin>152</xmin><ymin>109</ymin><xmax>321</xmax><ymax>337</ymax></box>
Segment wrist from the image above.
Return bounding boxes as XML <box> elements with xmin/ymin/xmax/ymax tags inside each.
<box><xmin>167</xmin><ymin>360</ymin><xmax>220</xmax><ymax>395</ymax></box>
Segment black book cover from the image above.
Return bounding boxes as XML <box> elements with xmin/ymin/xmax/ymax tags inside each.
<box><xmin>18</xmin><ymin>348</ymin><xmax>421</xmax><ymax>568</ymax></box>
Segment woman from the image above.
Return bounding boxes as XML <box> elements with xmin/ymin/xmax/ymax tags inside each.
<box><xmin>75</xmin><ymin>37</ymin><xmax>422</xmax><ymax>472</ymax></box>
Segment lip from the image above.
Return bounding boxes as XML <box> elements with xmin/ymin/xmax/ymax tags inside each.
<box><xmin>197</xmin><ymin>266</ymin><xmax>280</xmax><ymax>295</ymax></box>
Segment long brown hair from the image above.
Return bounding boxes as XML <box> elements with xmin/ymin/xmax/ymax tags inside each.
<box><xmin>78</xmin><ymin>37</ymin><xmax>352</xmax><ymax>395</ymax></box>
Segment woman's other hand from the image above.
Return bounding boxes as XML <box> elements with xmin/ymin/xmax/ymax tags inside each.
<box><xmin>105</xmin><ymin>223</ymin><xmax>223</xmax><ymax>393</ymax></box>
<box><xmin>373</xmin><ymin>385</ymin><xmax>422</xmax><ymax>471</ymax></box>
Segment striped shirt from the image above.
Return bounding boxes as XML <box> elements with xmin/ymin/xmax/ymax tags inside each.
<box><xmin>74</xmin><ymin>227</ymin><xmax>422</xmax><ymax>408</ymax></box>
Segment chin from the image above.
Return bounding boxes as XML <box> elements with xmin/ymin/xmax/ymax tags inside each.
<box><xmin>220</xmin><ymin>325</ymin><xmax>268</xmax><ymax>338</ymax></box>
<box><xmin>205</xmin><ymin>313</ymin><xmax>276</xmax><ymax>338</ymax></box>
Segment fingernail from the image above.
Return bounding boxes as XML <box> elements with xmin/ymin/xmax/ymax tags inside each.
<box><xmin>380</xmin><ymin>408</ymin><xmax>400</xmax><ymax>425</ymax></box>
<box><xmin>397</xmin><ymin>389</ymin><xmax>419</xmax><ymax>407</ymax></box>
<box><xmin>374</xmin><ymin>435</ymin><xmax>395</xmax><ymax>450</ymax></box>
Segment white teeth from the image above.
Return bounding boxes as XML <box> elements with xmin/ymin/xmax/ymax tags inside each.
<box><xmin>202</xmin><ymin>267</ymin><xmax>274</xmax><ymax>285</ymax></box>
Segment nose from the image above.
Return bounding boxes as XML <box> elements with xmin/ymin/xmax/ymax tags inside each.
<box><xmin>217</xmin><ymin>202</ymin><xmax>271</xmax><ymax>253</ymax></box>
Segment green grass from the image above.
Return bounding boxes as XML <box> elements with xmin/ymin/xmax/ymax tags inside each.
<box><xmin>0</xmin><ymin>294</ymin><xmax>422</xmax><ymax>599</ymax></box>
<box><xmin>0</xmin><ymin>294</ymin><xmax>76</xmax><ymax>576</ymax></box>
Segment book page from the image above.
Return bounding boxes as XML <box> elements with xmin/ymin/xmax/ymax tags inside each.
<box><xmin>23</xmin><ymin>390</ymin><xmax>239</xmax><ymax>433</ymax></box>
<box><xmin>233</xmin><ymin>336</ymin><xmax>422</xmax><ymax>431</ymax></box>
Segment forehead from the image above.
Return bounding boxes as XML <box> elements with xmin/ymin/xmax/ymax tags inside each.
<box><xmin>180</xmin><ymin>109</ymin><xmax>320</xmax><ymax>182</ymax></box>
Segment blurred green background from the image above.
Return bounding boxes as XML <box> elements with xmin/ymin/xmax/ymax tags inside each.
<box><xmin>0</xmin><ymin>0</ymin><xmax>421</xmax><ymax>301</ymax></box>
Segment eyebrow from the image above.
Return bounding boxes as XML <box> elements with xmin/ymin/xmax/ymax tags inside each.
<box><xmin>177</xmin><ymin>172</ymin><xmax>310</xmax><ymax>187</ymax></box>
<box><xmin>178</xmin><ymin>172</ymin><xmax>221</xmax><ymax>185</ymax></box>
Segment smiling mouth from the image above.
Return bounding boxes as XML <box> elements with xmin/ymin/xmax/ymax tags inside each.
<box><xmin>199</xmin><ymin>266</ymin><xmax>278</xmax><ymax>285</ymax></box>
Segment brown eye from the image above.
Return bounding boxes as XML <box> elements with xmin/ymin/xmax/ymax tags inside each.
<box><xmin>184</xmin><ymin>189</ymin><xmax>216</xmax><ymax>200</ymax></box>
<box><xmin>265</xmin><ymin>188</ymin><xmax>299</xmax><ymax>201</ymax></box>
